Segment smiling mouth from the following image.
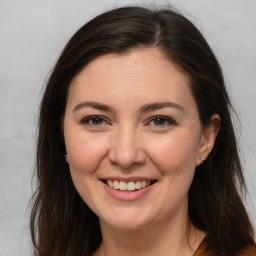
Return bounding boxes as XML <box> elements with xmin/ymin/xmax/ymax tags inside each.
<box><xmin>102</xmin><ymin>180</ymin><xmax>157</xmax><ymax>191</ymax></box>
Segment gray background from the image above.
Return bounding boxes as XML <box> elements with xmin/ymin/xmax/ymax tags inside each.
<box><xmin>0</xmin><ymin>0</ymin><xmax>255</xmax><ymax>255</ymax></box>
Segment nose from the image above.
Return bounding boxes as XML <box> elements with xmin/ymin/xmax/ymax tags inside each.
<box><xmin>108</xmin><ymin>125</ymin><xmax>146</xmax><ymax>169</ymax></box>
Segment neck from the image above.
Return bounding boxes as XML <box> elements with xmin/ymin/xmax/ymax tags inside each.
<box><xmin>94</xmin><ymin>213</ymin><xmax>205</xmax><ymax>256</ymax></box>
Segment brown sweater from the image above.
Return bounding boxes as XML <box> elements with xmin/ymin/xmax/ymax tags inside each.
<box><xmin>194</xmin><ymin>241</ymin><xmax>256</xmax><ymax>256</ymax></box>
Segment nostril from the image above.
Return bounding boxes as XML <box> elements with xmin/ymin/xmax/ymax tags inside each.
<box><xmin>108</xmin><ymin>144</ymin><xmax>146</xmax><ymax>168</ymax></box>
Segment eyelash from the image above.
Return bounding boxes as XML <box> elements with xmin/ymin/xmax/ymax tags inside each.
<box><xmin>80</xmin><ymin>115</ymin><xmax>176</xmax><ymax>127</ymax></box>
<box><xmin>146</xmin><ymin>115</ymin><xmax>176</xmax><ymax>127</ymax></box>
<box><xmin>81</xmin><ymin>115</ymin><xmax>108</xmax><ymax>126</ymax></box>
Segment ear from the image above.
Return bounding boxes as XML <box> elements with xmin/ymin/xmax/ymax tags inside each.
<box><xmin>196</xmin><ymin>114</ymin><xmax>220</xmax><ymax>166</ymax></box>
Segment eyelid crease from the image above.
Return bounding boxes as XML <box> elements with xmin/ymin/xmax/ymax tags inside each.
<box><xmin>80</xmin><ymin>115</ymin><xmax>110</xmax><ymax>125</ymax></box>
<box><xmin>79</xmin><ymin>114</ymin><xmax>176</xmax><ymax>130</ymax></box>
<box><xmin>146</xmin><ymin>115</ymin><xmax>176</xmax><ymax>126</ymax></box>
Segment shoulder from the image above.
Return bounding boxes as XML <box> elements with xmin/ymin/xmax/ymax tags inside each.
<box><xmin>193</xmin><ymin>239</ymin><xmax>212</xmax><ymax>256</ymax></box>
<box><xmin>194</xmin><ymin>240</ymin><xmax>256</xmax><ymax>256</ymax></box>
<box><xmin>236</xmin><ymin>245</ymin><xmax>256</xmax><ymax>256</ymax></box>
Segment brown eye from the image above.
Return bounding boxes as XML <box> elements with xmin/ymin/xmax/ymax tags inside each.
<box><xmin>81</xmin><ymin>116</ymin><xmax>106</xmax><ymax>126</ymax></box>
<box><xmin>153</xmin><ymin>117</ymin><xmax>167</xmax><ymax>125</ymax></box>
<box><xmin>90</xmin><ymin>117</ymin><xmax>104</xmax><ymax>125</ymax></box>
<box><xmin>148</xmin><ymin>116</ymin><xmax>176</xmax><ymax>127</ymax></box>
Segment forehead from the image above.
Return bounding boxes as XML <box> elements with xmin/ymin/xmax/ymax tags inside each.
<box><xmin>74</xmin><ymin>48</ymin><xmax>188</xmax><ymax>84</ymax></box>
<box><xmin>67</xmin><ymin>48</ymin><xmax>195</xmax><ymax>111</ymax></box>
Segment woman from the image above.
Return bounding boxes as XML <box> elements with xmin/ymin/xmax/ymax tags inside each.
<box><xmin>30</xmin><ymin>5</ymin><xmax>256</xmax><ymax>256</ymax></box>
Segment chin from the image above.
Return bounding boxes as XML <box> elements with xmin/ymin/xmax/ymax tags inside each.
<box><xmin>99</xmin><ymin>208</ymin><xmax>155</xmax><ymax>231</ymax></box>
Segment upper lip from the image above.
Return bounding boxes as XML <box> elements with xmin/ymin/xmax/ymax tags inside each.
<box><xmin>99</xmin><ymin>176</ymin><xmax>158</xmax><ymax>182</ymax></box>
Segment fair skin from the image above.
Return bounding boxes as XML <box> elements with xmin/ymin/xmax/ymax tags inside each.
<box><xmin>64</xmin><ymin>48</ymin><xmax>220</xmax><ymax>256</ymax></box>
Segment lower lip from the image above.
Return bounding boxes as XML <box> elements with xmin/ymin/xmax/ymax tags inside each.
<box><xmin>102</xmin><ymin>182</ymin><xmax>155</xmax><ymax>201</ymax></box>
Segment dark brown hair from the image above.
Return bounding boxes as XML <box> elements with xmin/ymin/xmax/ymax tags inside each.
<box><xmin>30</xmin><ymin>5</ymin><xmax>255</xmax><ymax>256</ymax></box>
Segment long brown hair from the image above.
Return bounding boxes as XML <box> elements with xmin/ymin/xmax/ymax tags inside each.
<box><xmin>30</xmin><ymin>5</ymin><xmax>255</xmax><ymax>256</ymax></box>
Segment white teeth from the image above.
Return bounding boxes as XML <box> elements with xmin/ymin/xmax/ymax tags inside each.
<box><xmin>135</xmin><ymin>181</ymin><xmax>142</xmax><ymax>189</ymax></box>
<box><xmin>107</xmin><ymin>180</ymin><xmax>113</xmax><ymax>188</ymax></box>
<box><xmin>127</xmin><ymin>181</ymin><xmax>135</xmax><ymax>191</ymax></box>
<box><xmin>106</xmin><ymin>180</ymin><xmax>152</xmax><ymax>191</ymax></box>
<box><xmin>119</xmin><ymin>181</ymin><xmax>127</xmax><ymax>190</ymax></box>
<box><xmin>113</xmin><ymin>180</ymin><xmax>119</xmax><ymax>189</ymax></box>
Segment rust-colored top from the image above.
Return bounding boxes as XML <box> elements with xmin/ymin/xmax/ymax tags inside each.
<box><xmin>193</xmin><ymin>239</ymin><xmax>256</xmax><ymax>256</ymax></box>
<box><xmin>237</xmin><ymin>245</ymin><xmax>256</xmax><ymax>256</ymax></box>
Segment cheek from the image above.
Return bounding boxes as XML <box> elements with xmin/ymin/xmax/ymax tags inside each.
<box><xmin>65</xmin><ymin>133</ymin><xmax>109</xmax><ymax>175</ymax></box>
<box><xmin>65</xmin><ymin>134</ymin><xmax>110</xmax><ymax>208</ymax></box>
<box><xmin>146</xmin><ymin>131</ymin><xmax>199</xmax><ymax>173</ymax></box>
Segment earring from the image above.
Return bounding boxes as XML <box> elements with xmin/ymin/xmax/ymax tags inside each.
<box><xmin>65</xmin><ymin>154</ymin><xmax>69</xmax><ymax>163</ymax></box>
<box><xmin>199</xmin><ymin>157</ymin><xmax>204</xmax><ymax>164</ymax></box>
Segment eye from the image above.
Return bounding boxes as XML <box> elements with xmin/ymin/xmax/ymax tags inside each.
<box><xmin>147</xmin><ymin>116</ymin><xmax>176</xmax><ymax>127</ymax></box>
<box><xmin>81</xmin><ymin>115</ymin><xmax>108</xmax><ymax>126</ymax></box>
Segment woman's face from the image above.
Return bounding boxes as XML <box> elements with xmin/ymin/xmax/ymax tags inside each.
<box><xmin>64</xmin><ymin>48</ymin><xmax>216</xmax><ymax>230</ymax></box>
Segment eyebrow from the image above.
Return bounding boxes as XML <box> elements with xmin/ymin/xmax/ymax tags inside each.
<box><xmin>73</xmin><ymin>101</ymin><xmax>114</xmax><ymax>113</ymax></box>
<box><xmin>139</xmin><ymin>102</ymin><xmax>184</xmax><ymax>113</ymax></box>
<box><xmin>73</xmin><ymin>101</ymin><xmax>184</xmax><ymax>113</ymax></box>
